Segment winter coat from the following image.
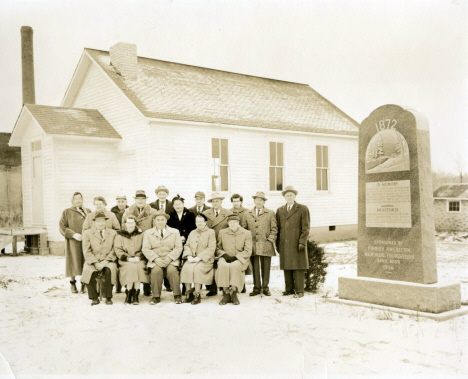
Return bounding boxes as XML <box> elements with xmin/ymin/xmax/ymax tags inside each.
<box><xmin>82</xmin><ymin>209</ymin><xmax>120</xmax><ymax>232</ymax></box>
<box><xmin>276</xmin><ymin>202</ymin><xmax>310</xmax><ymax>270</ymax></box>
<box><xmin>203</xmin><ymin>207</ymin><xmax>233</xmax><ymax>239</ymax></box>
<box><xmin>81</xmin><ymin>228</ymin><xmax>118</xmax><ymax>285</ymax></box>
<box><xmin>142</xmin><ymin>226</ymin><xmax>183</xmax><ymax>269</ymax></box>
<box><xmin>114</xmin><ymin>229</ymin><xmax>148</xmax><ymax>286</ymax></box>
<box><xmin>110</xmin><ymin>205</ymin><xmax>128</xmax><ymax>227</ymax></box>
<box><xmin>216</xmin><ymin>226</ymin><xmax>252</xmax><ymax>268</ymax></box>
<box><xmin>188</xmin><ymin>204</ymin><xmax>211</xmax><ymax>216</ymax></box>
<box><xmin>59</xmin><ymin>206</ymin><xmax>92</xmax><ymax>277</ymax></box>
<box><xmin>241</xmin><ymin>207</ymin><xmax>278</xmax><ymax>257</ymax></box>
<box><xmin>180</xmin><ymin>226</ymin><xmax>216</xmax><ymax>285</ymax></box>
<box><xmin>122</xmin><ymin>204</ymin><xmax>158</xmax><ymax>232</ymax></box>
<box><xmin>229</xmin><ymin>206</ymin><xmax>248</xmax><ymax>222</ymax></box>
<box><xmin>149</xmin><ymin>199</ymin><xmax>174</xmax><ymax>215</ymax></box>
<box><xmin>167</xmin><ymin>208</ymin><xmax>196</xmax><ymax>242</ymax></box>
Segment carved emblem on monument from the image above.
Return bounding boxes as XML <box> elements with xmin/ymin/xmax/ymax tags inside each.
<box><xmin>365</xmin><ymin>128</ymin><xmax>410</xmax><ymax>174</ymax></box>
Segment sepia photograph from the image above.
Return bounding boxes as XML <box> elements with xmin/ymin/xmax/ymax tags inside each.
<box><xmin>0</xmin><ymin>0</ymin><xmax>467</xmax><ymax>377</ymax></box>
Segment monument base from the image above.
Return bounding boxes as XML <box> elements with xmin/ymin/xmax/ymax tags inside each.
<box><xmin>338</xmin><ymin>276</ymin><xmax>461</xmax><ymax>314</ymax></box>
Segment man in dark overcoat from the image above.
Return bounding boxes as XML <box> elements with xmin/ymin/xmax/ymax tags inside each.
<box><xmin>111</xmin><ymin>195</ymin><xmax>128</xmax><ymax>227</ymax></box>
<box><xmin>59</xmin><ymin>192</ymin><xmax>91</xmax><ymax>294</ymax></box>
<box><xmin>188</xmin><ymin>191</ymin><xmax>211</xmax><ymax>216</ymax></box>
<box><xmin>276</xmin><ymin>186</ymin><xmax>310</xmax><ymax>298</ymax></box>
<box><xmin>149</xmin><ymin>185</ymin><xmax>174</xmax><ymax>214</ymax></box>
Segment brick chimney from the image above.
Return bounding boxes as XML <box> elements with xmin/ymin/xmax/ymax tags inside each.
<box><xmin>109</xmin><ymin>42</ymin><xmax>138</xmax><ymax>80</ymax></box>
<box><xmin>21</xmin><ymin>26</ymin><xmax>35</xmax><ymax>104</ymax></box>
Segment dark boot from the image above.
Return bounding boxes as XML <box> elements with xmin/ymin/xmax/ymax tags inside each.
<box><xmin>241</xmin><ymin>284</ymin><xmax>246</xmax><ymax>293</ymax></box>
<box><xmin>128</xmin><ymin>289</ymin><xmax>134</xmax><ymax>304</ymax></box>
<box><xmin>231</xmin><ymin>289</ymin><xmax>240</xmax><ymax>305</ymax></box>
<box><xmin>124</xmin><ymin>289</ymin><xmax>131</xmax><ymax>304</ymax></box>
<box><xmin>80</xmin><ymin>282</ymin><xmax>86</xmax><ymax>294</ymax></box>
<box><xmin>133</xmin><ymin>290</ymin><xmax>140</xmax><ymax>305</ymax></box>
<box><xmin>105</xmin><ymin>298</ymin><xmax>113</xmax><ymax>305</ymax></box>
<box><xmin>143</xmin><ymin>283</ymin><xmax>151</xmax><ymax>296</ymax></box>
<box><xmin>181</xmin><ymin>283</ymin><xmax>186</xmax><ymax>296</ymax></box>
<box><xmin>70</xmin><ymin>280</ymin><xmax>78</xmax><ymax>294</ymax></box>
<box><xmin>116</xmin><ymin>281</ymin><xmax>122</xmax><ymax>294</ymax></box>
<box><xmin>91</xmin><ymin>298</ymin><xmax>100</xmax><ymax>306</ymax></box>
<box><xmin>184</xmin><ymin>288</ymin><xmax>195</xmax><ymax>303</ymax></box>
<box><xmin>191</xmin><ymin>292</ymin><xmax>201</xmax><ymax>305</ymax></box>
<box><xmin>219</xmin><ymin>290</ymin><xmax>231</xmax><ymax>305</ymax></box>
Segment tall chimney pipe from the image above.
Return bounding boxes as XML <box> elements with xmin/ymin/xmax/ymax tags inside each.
<box><xmin>21</xmin><ymin>26</ymin><xmax>35</xmax><ymax>104</ymax></box>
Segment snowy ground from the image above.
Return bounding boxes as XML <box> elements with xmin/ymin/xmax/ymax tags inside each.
<box><xmin>0</xmin><ymin>240</ymin><xmax>467</xmax><ymax>378</ymax></box>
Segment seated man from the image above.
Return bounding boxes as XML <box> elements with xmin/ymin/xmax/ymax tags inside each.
<box><xmin>142</xmin><ymin>209</ymin><xmax>183</xmax><ymax>304</ymax></box>
<box><xmin>215</xmin><ymin>214</ymin><xmax>252</xmax><ymax>305</ymax></box>
<box><xmin>81</xmin><ymin>212</ymin><xmax>118</xmax><ymax>306</ymax></box>
<box><xmin>114</xmin><ymin>215</ymin><xmax>149</xmax><ymax>305</ymax></box>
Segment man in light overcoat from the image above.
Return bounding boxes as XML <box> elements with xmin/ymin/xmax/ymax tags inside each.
<box><xmin>241</xmin><ymin>191</ymin><xmax>277</xmax><ymax>296</ymax></box>
<box><xmin>276</xmin><ymin>186</ymin><xmax>310</xmax><ymax>298</ymax></box>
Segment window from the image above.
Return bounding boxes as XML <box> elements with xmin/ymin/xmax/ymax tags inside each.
<box><xmin>31</xmin><ymin>140</ymin><xmax>42</xmax><ymax>152</ymax></box>
<box><xmin>316</xmin><ymin>145</ymin><xmax>329</xmax><ymax>191</ymax></box>
<box><xmin>269</xmin><ymin>142</ymin><xmax>284</xmax><ymax>191</ymax></box>
<box><xmin>212</xmin><ymin>138</ymin><xmax>229</xmax><ymax>191</ymax></box>
<box><xmin>448</xmin><ymin>201</ymin><xmax>461</xmax><ymax>212</ymax></box>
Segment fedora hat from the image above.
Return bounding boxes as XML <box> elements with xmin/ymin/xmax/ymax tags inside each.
<box><xmin>116</xmin><ymin>195</ymin><xmax>127</xmax><ymax>200</ymax></box>
<box><xmin>134</xmin><ymin>190</ymin><xmax>148</xmax><ymax>199</ymax></box>
<box><xmin>252</xmin><ymin>191</ymin><xmax>268</xmax><ymax>201</ymax></box>
<box><xmin>194</xmin><ymin>191</ymin><xmax>206</xmax><ymax>198</ymax></box>
<box><xmin>207</xmin><ymin>192</ymin><xmax>225</xmax><ymax>203</ymax></box>
<box><xmin>153</xmin><ymin>209</ymin><xmax>170</xmax><ymax>220</ymax></box>
<box><xmin>282</xmin><ymin>186</ymin><xmax>298</xmax><ymax>196</ymax></box>
<box><xmin>93</xmin><ymin>211</ymin><xmax>109</xmax><ymax>220</ymax></box>
<box><xmin>155</xmin><ymin>185</ymin><xmax>169</xmax><ymax>195</ymax></box>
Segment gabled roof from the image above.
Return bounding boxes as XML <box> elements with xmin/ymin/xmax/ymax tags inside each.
<box><xmin>433</xmin><ymin>184</ymin><xmax>468</xmax><ymax>199</ymax></box>
<box><xmin>24</xmin><ymin>104</ymin><xmax>120</xmax><ymax>139</ymax></box>
<box><xmin>84</xmin><ymin>48</ymin><xmax>359</xmax><ymax>136</ymax></box>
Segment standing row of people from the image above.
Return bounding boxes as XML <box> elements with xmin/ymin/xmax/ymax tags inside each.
<box><xmin>59</xmin><ymin>185</ymin><xmax>310</xmax><ymax>305</ymax></box>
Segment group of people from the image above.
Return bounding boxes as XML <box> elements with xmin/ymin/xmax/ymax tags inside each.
<box><xmin>59</xmin><ymin>185</ymin><xmax>310</xmax><ymax>306</ymax></box>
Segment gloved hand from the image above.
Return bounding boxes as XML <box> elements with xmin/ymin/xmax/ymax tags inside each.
<box><xmin>73</xmin><ymin>233</ymin><xmax>82</xmax><ymax>241</ymax></box>
<box><xmin>155</xmin><ymin>258</ymin><xmax>165</xmax><ymax>267</ymax></box>
<box><xmin>94</xmin><ymin>262</ymin><xmax>104</xmax><ymax>271</ymax></box>
<box><xmin>193</xmin><ymin>257</ymin><xmax>201</xmax><ymax>263</ymax></box>
<box><xmin>298</xmin><ymin>243</ymin><xmax>305</xmax><ymax>253</ymax></box>
<box><xmin>128</xmin><ymin>257</ymin><xmax>135</xmax><ymax>263</ymax></box>
<box><xmin>187</xmin><ymin>256</ymin><xmax>194</xmax><ymax>263</ymax></box>
<box><xmin>133</xmin><ymin>256</ymin><xmax>140</xmax><ymax>263</ymax></box>
<box><xmin>222</xmin><ymin>254</ymin><xmax>235</xmax><ymax>263</ymax></box>
<box><xmin>120</xmin><ymin>254</ymin><xmax>128</xmax><ymax>262</ymax></box>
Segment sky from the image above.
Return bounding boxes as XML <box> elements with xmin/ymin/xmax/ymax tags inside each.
<box><xmin>0</xmin><ymin>0</ymin><xmax>467</xmax><ymax>173</ymax></box>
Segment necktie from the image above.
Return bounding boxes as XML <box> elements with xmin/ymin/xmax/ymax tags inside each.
<box><xmin>257</xmin><ymin>209</ymin><xmax>260</xmax><ymax>217</ymax></box>
<box><xmin>100</xmin><ymin>230</ymin><xmax>104</xmax><ymax>239</ymax></box>
<box><xmin>198</xmin><ymin>207</ymin><xmax>202</xmax><ymax>214</ymax></box>
<box><xmin>161</xmin><ymin>203</ymin><xmax>164</xmax><ymax>212</ymax></box>
<box><xmin>215</xmin><ymin>210</ymin><xmax>218</xmax><ymax>217</ymax></box>
<box><xmin>160</xmin><ymin>229</ymin><xmax>163</xmax><ymax>238</ymax></box>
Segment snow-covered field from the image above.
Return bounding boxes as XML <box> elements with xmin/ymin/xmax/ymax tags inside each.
<box><xmin>0</xmin><ymin>240</ymin><xmax>467</xmax><ymax>378</ymax></box>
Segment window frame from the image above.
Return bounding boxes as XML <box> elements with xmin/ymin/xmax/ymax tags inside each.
<box><xmin>211</xmin><ymin>137</ymin><xmax>231</xmax><ymax>193</ymax></box>
<box><xmin>447</xmin><ymin>200</ymin><xmax>461</xmax><ymax>213</ymax></box>
<box><xmin>268</xmin><ymin>141</ymin><xmax>285</xmax><ymax>192</ymax></box>
<box><xmin>316</xmin><ymin>144</ymin><xmax>330</xmax><ymax>192</ymax></box>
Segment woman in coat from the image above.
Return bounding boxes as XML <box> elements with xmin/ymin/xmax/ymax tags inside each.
<box><xmin>167</xmin><ymin>195</ymin><xmax>196</xmax><ymax>244</ymax></box>
<box><xmin>180</xmin><ymin>214</ymin><xmax>216</xmax><ymax>304</ymax></box>
<box><xmin>241</xmin><ymin>191</ymin><xmax>278</xmax><ymax>296</ymax></box>
<box><xmin>114</xmin><ymin>216</ymin><xmax>148</xmax><ymax>305</ymax></box>
<box><xmin>59</xmin><ymin>192</ymin><xmax>91</xmax><ymax>294</ymax></box>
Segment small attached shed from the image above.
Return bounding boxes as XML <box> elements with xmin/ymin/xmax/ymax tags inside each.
<box><xmin>9</xmin><ymin>104</ymin><xmax>121</xmax><ymax>253</ymax></box>
<box><xmin>433</xmin><ymin>184</ymin><xmax>468</xmax><ymax>232</ymax></box>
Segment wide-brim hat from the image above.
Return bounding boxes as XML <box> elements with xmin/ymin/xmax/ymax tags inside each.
<box><xmin>116</xmin><ymin>195</ymin><xmax>127</xmax><ymax>200</ymax></box>
<box><xmin>226</xmin><ymin>214</ymin><xmax>240</xmax><ymax>222</ymax></box>
<box><xmin>153</xmin><ymin>209</ymin><xmax>170</xmax><ymax>220</ymax></box>
<box><xmin>207</xmin><ymin>192</ymin><xmax>225</xmax><ymax>203</ymax></box>
<box><xmin>93</xmin><ymin>211</ymin><xmax>109</xmax><ymax>220</ymax></box>
<box><xmin>252</xmin><ymin>191</ymin><xmax>268</xmax><ymax>201</ymax></box>
<box><xmin>155</xmin><ymin>185</ymin><xmax>169</xmax><ymax>195</ymax></box>
<box><xmin>282</xmin><ymin>186</ymin><xmax>298</xmax><ymax>196</ymax></box>
<box><xmin>134</xmin><ymin>190</ymin><xmax>148</xmax><ymax>199</ymax></box>
<box><xmin>194</xmin><ymin>191</ymin><xmax>206</xmax><ymax>198</ymax></box>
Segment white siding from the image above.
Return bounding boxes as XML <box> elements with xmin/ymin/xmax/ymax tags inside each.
<box><xmin>149</xmin><ymin>120</ymin><xmax>358</xmax><ymax>227</ymax></box>
<box><xmin>51</xmin><ymin>137</ymin><xmax>119</xmax><ymax>241</ymax></box>
<box><xmin>20</xmin><ymin>119</ymin><xmax>45</xmax><ymax>227</ymax></box>
<box><xmin>71</xmin><ymin>63</ymin><xmax>150</xmax><ymax>198</ymax></box>
<box><xmin>42</xmin><ymin>136</ymin><xmax>56</xmax><ymax>234</ymax></box>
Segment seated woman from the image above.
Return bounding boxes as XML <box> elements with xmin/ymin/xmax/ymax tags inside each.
<box><xmin>180</xmin><ymin>214</ymin><xmax>216</xmax><ymax>305</ymax></box>
<box><xmin>114</xmin><ymin>216</ymin><xmax>149</xmax><ymax>305</ymax></box>
<box><xmin>215</xmin><ymin>214</ymin><xmax>252</xmax><ymax>305</ymax></box>
<box><xmin>81</xmin><ymin>212</ymin><xmax>118</xmax><ymax>306</ymax></box>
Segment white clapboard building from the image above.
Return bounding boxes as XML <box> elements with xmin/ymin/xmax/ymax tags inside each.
<box><xmin>10</xmin><ymin>43</ymin><xmax>359</xmax><ymax>254</ymax></box>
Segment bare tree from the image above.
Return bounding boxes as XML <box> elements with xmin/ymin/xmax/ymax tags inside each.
<box><xmin>454</xmin><ymin>152</ymin><xmax>467</xmax><ymax>183</ymax></box>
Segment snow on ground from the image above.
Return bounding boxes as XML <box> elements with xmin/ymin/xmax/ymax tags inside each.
<box><xmin>0</xmin><ymin>240</ymin><xmax>467</xmax><ymax>378</ymax></box>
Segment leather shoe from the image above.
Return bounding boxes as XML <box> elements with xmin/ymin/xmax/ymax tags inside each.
<box><xmin>174</xmin><ymin>295</ymin><xmax>182</xmax><ymax>304</ymax></box>
<box><xmin>231</xmin><ymin>290</ymin><xmax>240</xmax><ymax>305</ymax></box>
<box><xmin>184</xmin><ymin>289</ymin><xmax>195</xmax><ymax>303</ymax></box>
<box><xmin>149</xmin><ymin>297</ymin><xmax>160</xmax><ymax>305</ymax></box>
<box><xmin>262</xmin><ymin>289</ymin><xmax>272</xmax><ymax>296</ymax></box>
<box><xmin>282</xmin><ymin>290</ymin><xmax>294</xmax><ymax>296</ymax></box>
<box><xmin>80</xmin><ymin>282</ymin><xmax>86</xmax><ymax>294</ymax></box>
<box><xmin>91</xmin><ymin>298</ymin><xmax>99</xmax><ymax>306</ymax></box>
<box><xmin>143</xmin><ymin>283</ymin><xmax>152</xmax><ymax>296</ymax></box>
<box><xmin>105</xmin><ymin>298</ymin><xmax>113</xmax><ymax>305</ymax></box>
<box><xmin>219</xmin><ymin>291</ymin><xmax>231</xmax><ymax>305</ymax></box>
<box><xmin>295</xmin><ymin>292</ymin><xmax>304</xmax><ymax>298</ymax></box>
<box><xmin>191</xmin><ymin>293</ymin><xmax>201</xmax><ymax>305</ymax></box>
<box><xmin>249</xmin><ymin>290</ymin><xmax>261</xmax><ymax>297</ymax></box>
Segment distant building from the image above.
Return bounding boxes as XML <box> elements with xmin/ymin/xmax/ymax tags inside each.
<box><xmin>433</xmin><ymin>184</ymin><xmax>468</xmax><ymax>232</ymax></box>
<box><xmin>10</xmin><ymin>42</ymin><xmax>359</xmax><ymax>254</ymax></box>
<box><xmin>0</xmin><ymin>132</ymin><xmax>22</xmax><ymax>226</ymax></box>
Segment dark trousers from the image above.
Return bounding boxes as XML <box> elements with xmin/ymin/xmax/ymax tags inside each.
<box><xmin>252</xmin><ymin>255</ymin><xmax>271</xmax><ymax>291</ymax></box>
<box><xmin>87</xmin><ymin>268</ymin><xmax>113</xmax><ymax>300</ymax></box>
<box><xmin>284</xmin><ymin>269</ymin><xmax>306</xmax><ymax>294</ymax></box>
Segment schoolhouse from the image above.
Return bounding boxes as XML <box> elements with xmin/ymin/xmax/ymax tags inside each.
<box><xmin>433</xmin><ymin>184</ymin><xmax>468</xmax><ymax>232</ymax></box>
<box><xmin>10</xmin><ymin>40</ymin><xmax>359</xmax><ymax>255</ymax></box>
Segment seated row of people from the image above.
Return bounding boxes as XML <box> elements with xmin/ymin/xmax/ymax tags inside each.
<box><xmin>59</xmin><ymin>185</ymin><xmax>310</xmax><ymax>306</ymax></box>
